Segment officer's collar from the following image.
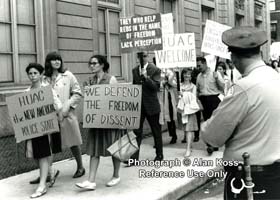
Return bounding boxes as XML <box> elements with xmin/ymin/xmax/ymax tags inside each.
<box><xmin>242</xmin><ymin>60</ymin><xmax>266</xmax><ymax>77</ymax></box>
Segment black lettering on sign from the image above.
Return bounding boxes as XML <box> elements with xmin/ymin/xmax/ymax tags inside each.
<box><xmin>108</xmin><ymin>100</ymin><xmax>139</xmax><ymax>112</ymax></box>
<box><xmin>85</xmin><ymin>114</ymin><xmax>96</xmax><ymax>123</ymax></box>
<box><xmin>85</xmin><ymin>87</ymin><xmax>100</xmax><ymax>97</ymax></box>
<box><xmin>100</xmin><ymin>114</ymin><xmax>138</xmax><ymax>127</ymax></box>
<box><xmin>24</xmin><ymin>109</ymin><xmax>36</xmax><ymax>120</ymax></box>
<box><xmin>37</xmin><ymin>104</ymin><xmax>56</xmax><ymax>117</ymax></box>
<box><xmin>13</xmin><ymin>114</ymin><xmax>24</xmax><ymax>124</ymax></box>
<box><xmin>22</xmin><ymin>123</ymin><xmax>39</xmax><ymax>136</ymax></box>
<box><xmin>105</xmin><ymin>86</ymin><xmax>140</xmax><ymax>97</ymax></box>
<box><xmin>85</xmin><ymin>100</ymin><xmax>100</xmax><ymax>109</ymax></box>
<box><xmin>40</xmin><ymin>119</ymin><xmax>55</xmax><ymax>132</ymax></box>
<box><xmin>18</xmin><ymin>90</ymin><xmax>44</xmax><ymax>107</ymax></box>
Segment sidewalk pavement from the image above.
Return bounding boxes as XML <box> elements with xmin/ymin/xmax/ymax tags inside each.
<box><xmin>0</xmin><ymin>130</ymin><xmax>223</xmax><ymax>200</ymax></box>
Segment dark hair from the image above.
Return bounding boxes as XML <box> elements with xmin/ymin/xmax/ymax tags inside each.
<box><xmin>181</xmin><ymin>68</ymin><xmax>192</xmax><ymax>83</ymax></box>
<box><xmin>89</xmin><ymin>55</ymin><xmax>110</xmax><ymax>73</ymax></box>
<box><xmin>44</xmin><ymin>51</ymin><xmax>66</xmax><ymax>77</ymax></box>
<box><xmin>228</xmin><ymin>46</ymin><xmax>260</xmax><ymax>58</ymax></box>
<box><xmin>196</xmin><ymin>57</ymin><xmax>206</xmax><ymax>64</ymax></box>
<box><xmin>215</xmin><ymin>61</ymin><xmax>227</xmax><ymax>75</ymax></box>
<box><xmin>226</xmin><ymin>59</ymin><xmax>232</xmax><ymax>64</ymax></box>
<box><xmin>25</xmin><ymin>63</ymin><xmax>44</xmax><ymax>74</ymax></box>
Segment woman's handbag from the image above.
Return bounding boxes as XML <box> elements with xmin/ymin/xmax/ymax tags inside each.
<box><xmin>107</xmin><ymin>131</ymin><xmax>139</xmax><ymax>162</ymax></box>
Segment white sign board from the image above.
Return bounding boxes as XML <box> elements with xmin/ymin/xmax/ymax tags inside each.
<box><xmin>161</xmin><ymin>13</ymin><xmax>174</xmax><ymax>35</ymax></box>
<box><xmin>205</xmin><ymin>54</ymin><xmax>217</xmax><ymax>72</ymax></box>
<box><xmin>154</xmin><ymin>33</ymin><xmax>196</xmax><ymax>68</ymax></box>
<box><xmin>6</xmin><ymin>86</ymin><xmax>59</xmax><ymax>143</ymax></box>
<box><xmin>270</xmin><ymin>42</ymin><xmax>280</xmax><ymax>60</ymax></box>
<box><xmin>201</xmin><ymin>20</ymin><xmax>231</xmax><ymax>59</ymax></box>
<box><xmin>83</xmin><ymin>84</ymin><xmax>142</xmax><ymax>129</ymax></box>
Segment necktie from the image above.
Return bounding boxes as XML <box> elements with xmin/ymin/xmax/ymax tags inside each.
<box><xmin>231</xmin><ymin>69</ymin><xmax>234</xmax><ymax>83</ymax></box>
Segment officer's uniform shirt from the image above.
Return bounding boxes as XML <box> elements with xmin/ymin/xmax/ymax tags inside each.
<box><xmin>201</xmin><ymin>60</ymin><xmax>280</xmax><ymax>165</ymax></box>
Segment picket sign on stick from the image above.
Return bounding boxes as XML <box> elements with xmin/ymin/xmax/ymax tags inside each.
<box><xmin>201</xmin><ymin>20</ymin><xmax>231</xmax><ymax>59</ymax></box>
<box><xmin>154</xmin><ymin>33</ymin><xmax>196</xmax><ymax>69</ymax></box>
<box><xmin>83</xmin><ymin>84</ymin><xmax>142</xmax><ymax>129</ymax></box>
<box><xmin>119</xmin><ymin>13</ymin><xmax>163</xmax><ymax>53</ymax></box>
<box><xmin>270</xmin><ymin>42</ymin><xmax>280</xmax><ymax>61</ymax></box>
<box><xmin>6</xmin><ymin>85</ymin><xmax>59</xmax><ymax>143</ymax></box>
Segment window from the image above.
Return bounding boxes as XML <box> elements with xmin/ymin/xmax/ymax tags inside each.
<box><xmin>160</xmin><ymin>0</ymin><xmax>173</xmax><ymax>14</ymax></box>
<box><xmin>201</xmin><ymin>6</ymin><xmax>214</xmax><ymax>38</ymax></box>
<box><xmin>271</xmin><ymin>22</ymin><xmax>277</xmax><ymax>40</ymax></box>
<box><xmin>235</xmin><ymin>14</ymin><xmax>244</xmax><ymax>26</ymax></box>
<box><xmin>270</xmin><ymin>0</ymin><xmax>276</xmax><ymax>11</ymax></box>
<box><xmin>0</xmin><ymin>0</ymin><xmax>43</xmax><ymax>84</ymax></box>
<box><xmin>98</xmin><ymin>5</ymin><xmax>122</xmax><ymax>77</ymax></box>
<box><xmin>255</xmin><ymin>20</ymin><xmax>262</xmax><ymax>28</ymax></box>
<box><xmin>98</xmin><ymin>0</ymin><xmax>119</xmax><ymax>4</ymax></box>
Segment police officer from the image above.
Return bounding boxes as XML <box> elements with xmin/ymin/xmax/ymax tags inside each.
<box><xmin>201</xmin><ymin>26</ymin><xmax>280</xmax><ymax>199</ymax></box>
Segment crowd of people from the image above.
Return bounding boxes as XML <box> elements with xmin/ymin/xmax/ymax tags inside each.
<box><xmin>22</xmin><ymin>25</ymin><xmax>280</xmax><ymax>200</ymax></box>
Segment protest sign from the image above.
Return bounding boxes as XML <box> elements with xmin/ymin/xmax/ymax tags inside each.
<box><xmin>6</xmin><ymin>86</ymin><xmax>59</xmax><ymax>143</ymax></box>
<box><xmin>154</xmin><ymin>33</ymin><xmax>196</xmax><ymax>68</ymax></box>
<box><xmin>201</xmin><ymin>20</ymin><xmax>231</xmax><ymax>59</ymax></box>
<box><xmin>205</xmin><ymin>54</ymin><xmax>217</xmax><ymax>72</ymax></box>
<box><xmin>119</xmin><ymin>13</ymin><xmax>163</xmax><ymax>53</ymax></box>
<box><xmin>270</xmin><ymin>42</ymin><xmax>280</xmax><ymax>60</ymax></box>
<box><xmin>161</xmin><ymin>13</ymin><xmax>174</xmax><ymax>35</ymax></box>
<box><xmin>83</xmin><ymin>84</ymin><xmax>142</xmax><ymax>129</ymax></box>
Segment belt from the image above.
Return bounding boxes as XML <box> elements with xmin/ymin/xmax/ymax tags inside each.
<box><xmin>250</xmin><ymin>162</ymin><xmax>280</xmax><ymax>172</ymax></box>
<box><xmin>225</xmin><ymin>162</ymin><xmax>280</xmax><ymax>173</ymax></box>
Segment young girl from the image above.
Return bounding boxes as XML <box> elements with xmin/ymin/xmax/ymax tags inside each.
<box><xmin>178</xmin><ymin>68</ymin><xmax>199</xmax><ymax>157</ymax></box>
<box><xmin>215</xmin><ymin>61</ymin><xmax>230</xmax><ymax>96</ymax></box>
<box><xmin>25</xmin><ymin>63</ymin><xmax>61</xmax><ymax>198</ymax></box>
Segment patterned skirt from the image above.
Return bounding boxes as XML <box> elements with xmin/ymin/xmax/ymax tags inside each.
<box><xmin>178</xmin><ymin>113</ymin><xmax>198</xmax><ymax>132</ymax></box>
<box><xmin>86</xmin><ymin>128</ymin><xmax>126</xmax><ymax>157</ymax></box>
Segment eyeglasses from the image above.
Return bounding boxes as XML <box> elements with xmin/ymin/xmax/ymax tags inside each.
<box><xmin>89</xmin><ymin>62</ymin><xmax>98</xmax><ymax>66</ymax></box>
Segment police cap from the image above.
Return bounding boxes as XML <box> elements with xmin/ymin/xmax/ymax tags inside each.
<box><xmin>222</xmin><ymin>26</ymin><xmax>267</xmax><ymax>49</ymax></box>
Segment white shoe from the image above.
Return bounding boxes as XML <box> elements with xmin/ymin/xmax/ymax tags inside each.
<box><xmin>184</xmin><ymin>149</ymin><xmax>191</xmax><ymax>157</ymax></box>
<box><xmin>75</xmin><ymin>181</ymin><xmax>96</xmax><ymax>190</ymax></box>
<box><xmin>106</xmin><ymin>177</ymin><xmax>120</xmax><ymax>187</ymax></box>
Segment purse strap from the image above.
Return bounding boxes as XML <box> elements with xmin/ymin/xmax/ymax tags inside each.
<box><xmin>118</xmin><ymin>131</ymin><xmax>138</xmax><ymax>150</ymax></box>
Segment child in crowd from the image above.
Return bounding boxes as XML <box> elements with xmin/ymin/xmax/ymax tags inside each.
<box><xmin>158</xmin><ymin>69</ymin><xmax>178</xmax><ymax>144</ymax></box>
<box><xmin>177</xmin><ymin>68</ymin><xmax>200</xmax><ymax>157</ymax></box>
<box><xmin>25</xmin><ymin>63</ymin><xmax>62</xmax><ymax>198</ymax></box>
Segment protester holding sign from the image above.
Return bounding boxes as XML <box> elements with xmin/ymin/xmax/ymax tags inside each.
<box><xmin>127</xmin><ymin>51</ymin><xmax>163</xmax><ymax>163</ymax></box>
<box><xmin>44</xmin><ymin>51</ymin><xmax>85</xmax><ymax>178</ymax></box>
<box><xmin>25</xmin><ymin>63</ymin><xmax>62</xmax><ymax>198</ymax></box>
<box><xmin>158</xmin><ymin>68</ymin><xmax>178</xmax><ymax>144</ymax></box>
<box><xmin>76</xmin><ymin>55</ymin><xmax>126</xmax><ymax>190</ymax></box>
<box><xmin>215</xmin><ymin>61</ymin><xmax>230</xmax><ymax>95</ymax></box>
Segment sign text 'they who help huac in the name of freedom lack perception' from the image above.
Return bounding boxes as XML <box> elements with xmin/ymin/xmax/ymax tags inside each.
<box><xmin>119</xmin><ymin>13</ymin><xmax>163</xmax><ymax>53</ymax></box>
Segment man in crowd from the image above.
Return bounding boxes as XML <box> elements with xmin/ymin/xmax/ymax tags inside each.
<box><xmin>128</xmin><ymin>51</ymin><xmax>163</xmax><ymax>164</ymax></box>
<box><xmin>226</xmin><ymin>59</ymin><xmax>242</xmax><ymax>85</ymax></box>
<box><xmin>196</xmin><ymin>57</ymin><xmax>224</xmax><ymax>155</ymax></box>
<box><xmin>201</xmin><ymin>26</ymin><xmax>280</xmax><ymax>199</ymax></box>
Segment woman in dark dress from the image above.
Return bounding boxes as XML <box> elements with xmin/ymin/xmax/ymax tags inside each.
<box><xmin>76</xmin><ymin>55</ymin><xmax>126</xmax><ymax>190</ymax></box>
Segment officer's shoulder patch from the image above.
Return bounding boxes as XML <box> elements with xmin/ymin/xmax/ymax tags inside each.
<box><xmin>227</xmin><ymin>85</ymin><xmax>235</xmax><ymax>96</ymax></box>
